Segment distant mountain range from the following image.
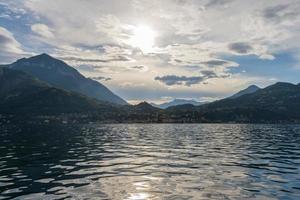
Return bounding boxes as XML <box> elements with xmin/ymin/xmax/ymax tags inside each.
<box><xmin>204</xmin><ymin>82</ymin><xmax>300</xmax><ymax>122</ymax></box>
<box><xmin>2</xmin><ymin>54</ymin><xmax>127</xmax><ymax>105</ymax></box>
<box><xmin>151</xmin><ymin>99</ymin><xmax>207</xmax><ymax>109</ymax></box>
<box><xmin>166</xmin><ymin>82</ymin><xmax>300</xmax><ymax>123</ymax></box>
<box><xmin>1</xmin><ymin>53</ymin><xmax>300</xmax><ymax>123</ymax></box>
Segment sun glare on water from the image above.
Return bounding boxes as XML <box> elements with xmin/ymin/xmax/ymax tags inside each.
<box><xmin>129</xmin><ymin>25</ymin><xmax>156</xmax><ymax>53</ymax></box>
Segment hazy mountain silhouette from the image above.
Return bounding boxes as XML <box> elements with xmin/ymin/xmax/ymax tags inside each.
<box><xmin>4</xmin><ymin>53</ymin><xmax>127</xmax><ymax>105</ymax></box>
<box><xmin>151</xmin><ymin>99</ymin><xmax>206</xmax><ymax>109</ymax></box>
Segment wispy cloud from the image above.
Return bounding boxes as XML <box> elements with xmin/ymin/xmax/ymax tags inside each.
<box><xmin>89</xmin><ymin>76</ymin><xmax>112</xmax><ymax>81</ymax></box>
<box><xmin>0</xmin><ymin>26</ymin><xmax>27</xmax><ymax>63</ymax></box>
<box><xmin>31</xmin><ymin>23</ymin><xmax>54</xmax><ymax>38</ymax></box>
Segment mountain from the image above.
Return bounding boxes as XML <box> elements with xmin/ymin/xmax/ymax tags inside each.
<box><xmin>151</xmin><ymin>99</ymin><xmax>206</xmax><ymax>109</ymax></box>
<box><xmin>1</xmin><ymin>66</ymin><xmax>300</xmax><ymax>123</ymax></box>
<box><xmin>228</xmin><ymin>85</ymin><xmax>260</xmax><ymax>99</ymax></box>
<box><xmin>0</xmin><ymin>67</ymin><xmax>162</xmax><ymax>122</ymax></box>
<box><xmin>0</xmin><ymin>67</ymin><xmax>103</xmax><ymax>114</ymax></box>
<box><xmin>4</xmin><ymin>53</ymin><xmax>127</xmax><ymax>105</ymax></box>
<box><xmin>196</xmin><ymin>82</ymin><xmax>300</xmax><ymax>122</ymax></box>
<box><xmin>119</xmin><ymin>102</ymin><xmax>163</xmax><ymax>123</ymax></box>
<box><xmin>134</xmin><ymin>101</ymin><xmax>161</xmax><ymax>112</ymax></box>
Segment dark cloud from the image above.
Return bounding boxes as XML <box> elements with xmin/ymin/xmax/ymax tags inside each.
<box><xmin>0</xmin><ymin>34</ymin><xmax>12</xmax><ymax>45</ymax></box>
<box><xmin>200</xmin><ymin>70</ymin><xmax>230</xmax><ymax>78</ymax></box>
<box><xmin>74</xmin><ymin>44</ymin><xmax>106</xmax><ymax>52</ymax></box>
<box><xmin>205</xmin><ymin>0</ymin><xmax>234</xmax><ymax>8</ymax></box>
<box><xmin>131</xmin><ymin>65</ymin><xmax>146</xmax><ymax>70</ymax></box>
<box><xmin>155</xmin><ymin>75</ymin><xmax>204</xmax><ymax>86</ymax></box>
<box><xmin>201</xmin><ymin>60</ymin><xmax>228</xmax><ymax>66</ymax></box>
<box><xmin>89</xmin><ymin>76</ymin><xmax>111</xmax><ymax>81</ymax></box>
<box><xmin>171</xmin><ymin>58</ymin><xmax>232</xmax><ymax>67</ymax></box>
<box><xmin>228</xmin><ymin>42</ymin><xmax>253</xmax><ymax>54</ymax></box>
<box><xmin>200</xmin><ymin>70</ymin><xmax>217</xmax><ymax>77</ymax></box>
<box><xmin>60</xmin><ymin>55</ymin><xmax>130</xmax><ymax>63</ymax></box>
<box><xmin>174</xmin><ymin>0</ymin><xmax>188</xmax><ymax>5</ymax></box>
<box><xmin>201</xmin><ymin>70</ymin><xmax>230</xmax><ymax>78</ymax></box>
<box><xmin>155</xmin><ymin>70</ymin><xmax>230</xmax><ymax>86</ymax></box>
<box><xmin>263</xmin><ymin>4</ymin><xmax>299</xmax><ymax>22</ymax></box>
<box><xmin>174</xmin><ymin>59</ymin><xmax>183</xmax><ymax>63</ymax></box>
<box><xmin>264</xmin><ymin>4</ymin><xmax>288</xmax><ymax>19</ymax></box>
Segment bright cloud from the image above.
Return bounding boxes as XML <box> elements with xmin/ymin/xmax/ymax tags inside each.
<box><xmin>0</xmin><ymin>26</ymin><xmax>27</xmax><ymax>63</ymax></box>
<box><xmin>31</xmin><ymin>23</ymin><xmax>54</xmax><ymax>38</ymax></box>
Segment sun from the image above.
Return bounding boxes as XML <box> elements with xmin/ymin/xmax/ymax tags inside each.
<box><xmin>129</xmin><ymin>25</ymin><xmax>156</xmax><ymax>53</ymax></box>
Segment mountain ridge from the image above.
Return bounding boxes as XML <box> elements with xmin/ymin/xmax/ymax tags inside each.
<box><xmin>0</xmin><ymin>67</ymin><xmax>104</xmax><ymax>114</ymax></box>
<box><xmin>1</xmin><ymin>55</ymin><xmax>300</xmax><ymax>123</ymax></box>
<box><xmin>4</xmin><ymin>53</ymin><xmax>127</xmax><ymax>105</ymax></box>
<box><xmin>228</xmin><ymin>85</ymin><xmax>260</xmax><ymax>99</ymax></box>
<box><xmin>195</xmin><ymin>82</ymin><xmax>300</xmax><ymax>122</ymax></box>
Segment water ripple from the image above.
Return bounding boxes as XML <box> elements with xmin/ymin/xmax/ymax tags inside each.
<box><xmin>0</xmin><ymin>124</ymin><xmax>300</xmax><ymax>199</ymax></box>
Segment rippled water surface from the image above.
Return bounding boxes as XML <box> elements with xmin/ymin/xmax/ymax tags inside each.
<box><xmin>0</xmin><ymin>124</ymin><xmax>300</xmax><ymax>200</ymax></box>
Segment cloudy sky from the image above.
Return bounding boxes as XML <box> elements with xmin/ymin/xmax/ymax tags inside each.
<box><xmin>1</xmin><ymin>0</ymin><xmax>300</xmax><ymax>104</ymax></box>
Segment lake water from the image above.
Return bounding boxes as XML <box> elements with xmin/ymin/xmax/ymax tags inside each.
<box><xmin>0</xmin><ymin>124</ymin><xmax>300</xmax><ymax>200</ymax></box>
